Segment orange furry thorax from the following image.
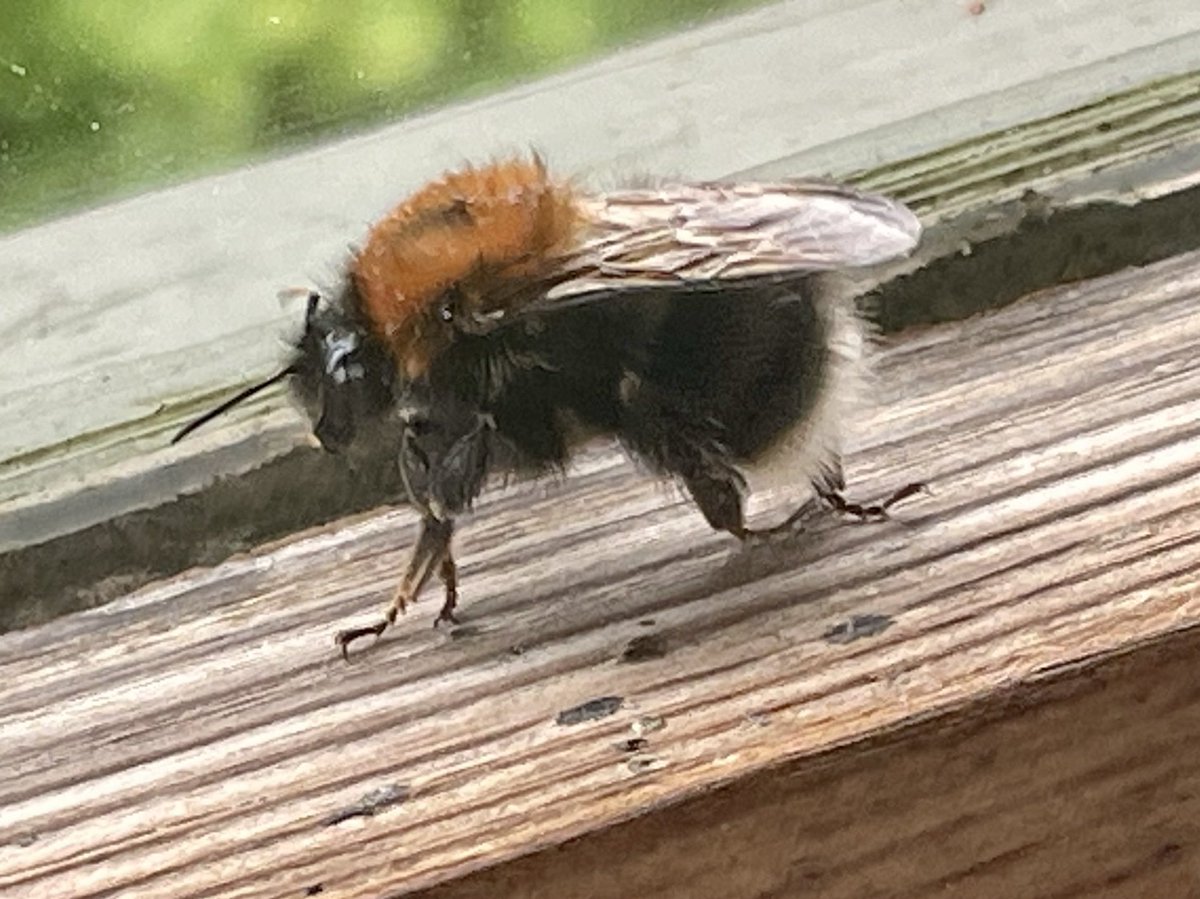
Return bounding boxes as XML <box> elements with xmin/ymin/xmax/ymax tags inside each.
<box><xmin>350</xmin><ymin>157</ymin><xmax>580</xmax><ymax>379</ymax></box>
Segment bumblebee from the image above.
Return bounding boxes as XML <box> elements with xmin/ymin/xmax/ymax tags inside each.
<box><xmin>174</xmin><ymin>156</ymin><xmax>923</xmax><ymax>656</ymax></box>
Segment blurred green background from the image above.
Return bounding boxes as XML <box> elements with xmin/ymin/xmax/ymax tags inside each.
<box><xmin>0</xmin><ymin>0</ymin><xmax>760</xmax><ymax>234</ymax></box>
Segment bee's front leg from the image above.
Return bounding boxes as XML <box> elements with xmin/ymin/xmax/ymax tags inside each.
<box><xmin>335</xmin><ymin>514</ymin><xmax>455</xmax><ymax>659</ymax></box>
<box><xmin>335</xmin><ymin>413</ymin><xmax>490</xmax><ymax>658</ymax></box>
<box><xmin>433</xmin><ymin>552</ymin><xmax>459</xmax><ymax>628</ymax></box>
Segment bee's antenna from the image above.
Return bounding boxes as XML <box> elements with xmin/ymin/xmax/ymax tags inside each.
<box><xmin>170</xmin><ymin>366</ymin><xmax>296</xmax><ymax>445</ymax></box>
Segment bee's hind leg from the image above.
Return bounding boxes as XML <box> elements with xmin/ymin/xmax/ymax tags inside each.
<box><xmin>743</xmin><ymin>462</ymin><xmax>927</xmax><ymax>540</ymax></box>
<box><xmin>740</xmin><ymin>465</ymin><xmax>842</xmax><ymax>541</ymax></box>
<box><xmin>815</xmin><ymin>479</ymin><xmax>929</xmax><ymax>521</ymax></box>
<box><xmin>684</xmin><ymin>469</ymin><xmax>749</xmax><ymax>540</ymax></box>
<box><xmin>619</xmin><ymin>387</ymin><xmax>751</xmax><ymax>540</ymax></box>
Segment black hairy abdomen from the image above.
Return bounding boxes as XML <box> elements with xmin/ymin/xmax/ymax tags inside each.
<box><xmin>433</xmin><ymin>278</ymin><xmax>830</xmax><ymax>476</ymax></box>
<box><xmin>638</xmin><ymin>279</ymin><xmax>827</xmax><ymax>460</ymax></box>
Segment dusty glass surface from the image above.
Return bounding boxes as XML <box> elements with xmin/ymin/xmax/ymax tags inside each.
<box><xmin>0</xmin><ymin>0</ymin><xmax>761</xmax><ymax>232</ymax></box>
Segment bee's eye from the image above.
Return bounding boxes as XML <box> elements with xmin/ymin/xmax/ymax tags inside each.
<box><xmin>322</xmin><ymin>330</ymin><xmax>361</xmax><ymax>382</ymax></box>
<box><xmin>438</xmin><ymin>304</ymin><xmax>454</xmax><ymax>323</ymax></box>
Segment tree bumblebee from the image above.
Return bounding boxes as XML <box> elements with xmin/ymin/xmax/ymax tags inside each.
<box><xmin>174</xmin><ymin>156</ymin><xmax>925</xmax><ymax>657</ymax></box>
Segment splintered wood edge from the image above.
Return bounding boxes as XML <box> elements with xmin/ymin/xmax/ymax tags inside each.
<box><xmin>1</xmin><ymin>251</ymin><xmax>1199</xmax><ymax>897</ymax></box>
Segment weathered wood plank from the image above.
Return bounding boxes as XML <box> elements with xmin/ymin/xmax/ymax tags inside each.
<box><xmin>419</xmin><ymin>629</ymin><xmax>1200</xmax><ymax>899</ymax></box>
<box><xmin>2</xmin><ymin>250</ymin><xmax>1199</xmax><ymax>896</ymax></box>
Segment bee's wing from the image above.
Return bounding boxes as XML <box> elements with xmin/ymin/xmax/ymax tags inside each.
<box><xmin>546</xmin><ymin>180</ymin><xmax>921</xmax><ymax>301</ymax></box>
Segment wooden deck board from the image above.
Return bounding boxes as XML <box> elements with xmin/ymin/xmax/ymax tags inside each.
<box><xmin>3</xmin><ymin>251</ymin><xmax>1200</xmax><ymax>896</ymax></box>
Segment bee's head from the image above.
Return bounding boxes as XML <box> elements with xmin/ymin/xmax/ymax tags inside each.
<box><xmin>290</xmin><ymin>289</ymin><xmax>396</xmax><ymax>454</ymax></box>
<box><xmin>170</xmin><ymin>288</ymin><xmax>396</xmax><ymax>451</ymax></box>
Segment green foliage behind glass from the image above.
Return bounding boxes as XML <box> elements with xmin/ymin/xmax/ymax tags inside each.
<box><xmin>0</xmin><ymin>0</ymin><xmax>760</xmax><ymax>233</ymax></box>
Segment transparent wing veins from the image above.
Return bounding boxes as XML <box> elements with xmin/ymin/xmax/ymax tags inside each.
<box><xmin>546</xmin><ymin>180</ymin><xmax>921</xmax><ymax>301</ymax></box>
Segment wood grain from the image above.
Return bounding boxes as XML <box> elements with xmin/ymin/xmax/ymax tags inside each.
<box><xmin>418</xmin><ymin>628</ymin><xmax>1200</xmax><ymax>899</ymax></box>
<box><xmin>3</xmin><ymin>250</ymin><xmax>1200</xmax><ymax>897</ymax></box>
